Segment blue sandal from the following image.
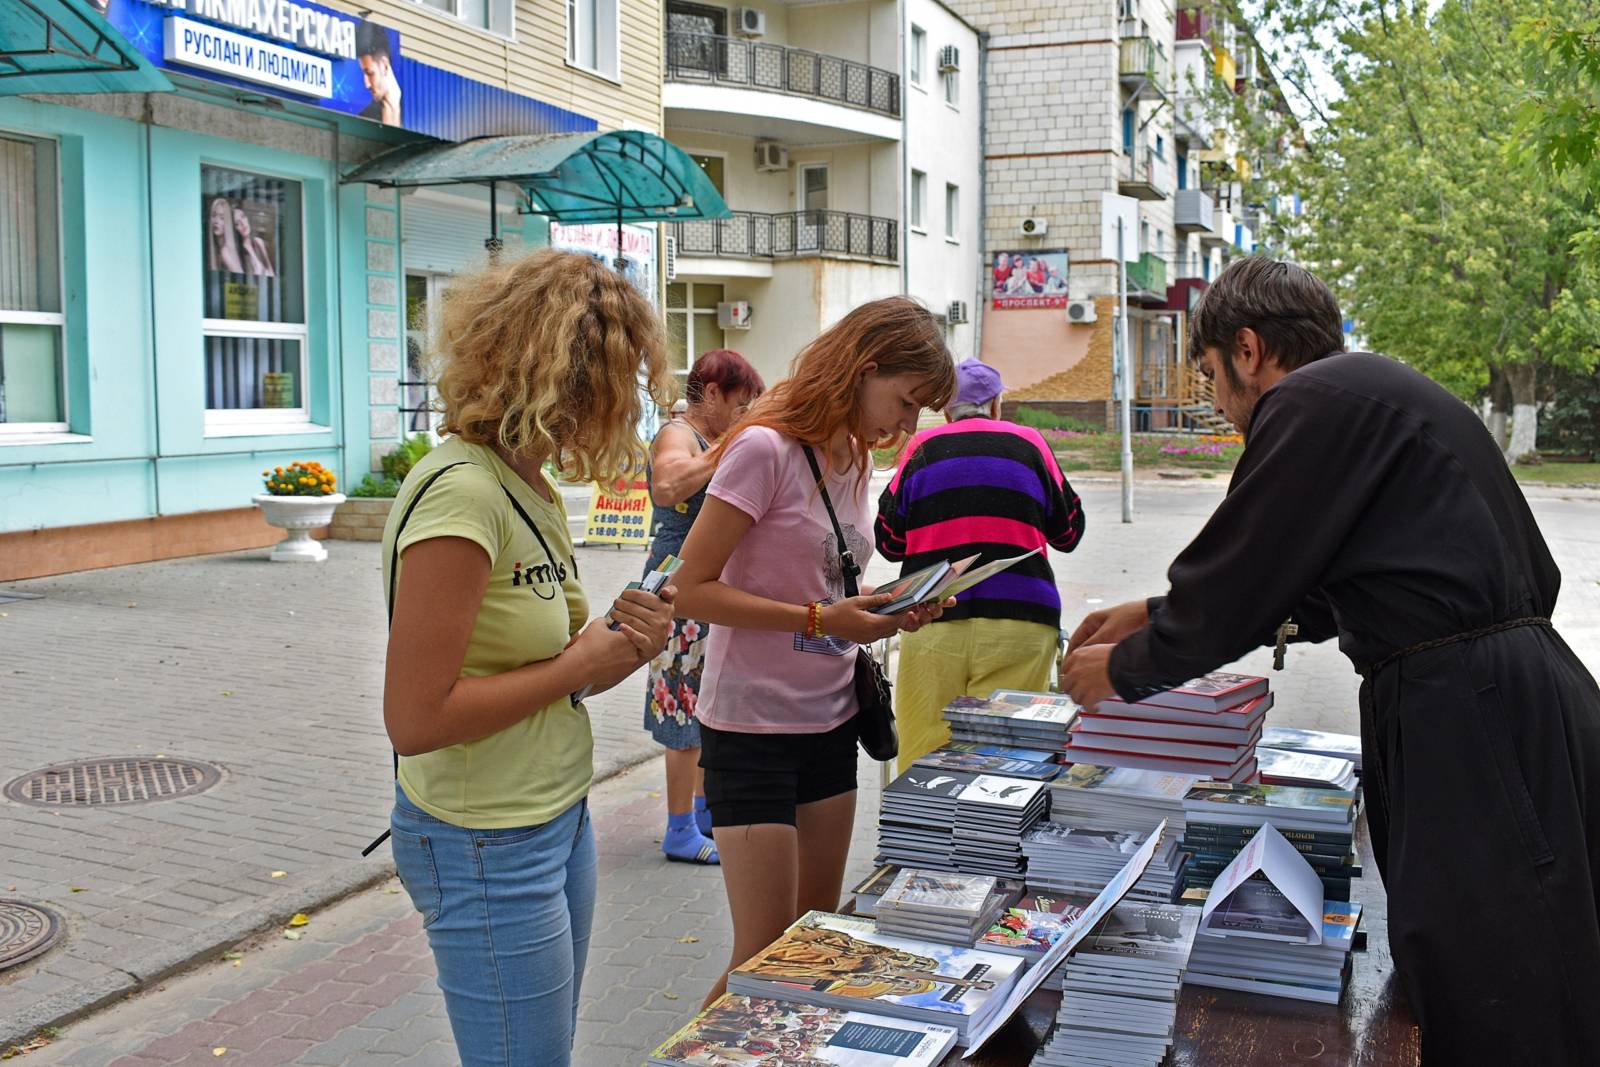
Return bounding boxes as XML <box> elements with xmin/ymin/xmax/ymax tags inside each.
<box><xmin>663</xmin><ymin>822</ymin><xmax>719</xmax><ymax>865</ymax></box>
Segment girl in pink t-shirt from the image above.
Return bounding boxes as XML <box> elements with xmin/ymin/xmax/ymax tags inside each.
<box><xmin>674</xmin><ymin>297</ymin><xmax>958</xmax><ymax>1007</ymax></box>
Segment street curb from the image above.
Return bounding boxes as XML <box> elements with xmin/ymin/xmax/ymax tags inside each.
<box><xmin>0</xmin><ymin>746</ymin><xmax>666</xmax><ymax>1051</ymax></box>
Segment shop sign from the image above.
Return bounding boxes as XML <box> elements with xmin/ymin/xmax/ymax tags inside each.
<box><xmin>550</xmin><ymin>222</ymin><xmax>658</xmax><ymax>309</ymax></box>
<box><xmin>584</xmin><ymin>475</ymin><xmax>653</xmax><ymax>547</ymax></box>
<box><xmin>163</xmin><ymin>15</ymin><xmax>333</xmax><ymax>98</ymax></box>
<box><xmin>991</xmin><ymin>249</ymin><xmax>1070</xmax><ymax>310</ymax></box>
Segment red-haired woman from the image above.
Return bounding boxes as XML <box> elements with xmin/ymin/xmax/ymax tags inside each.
<box><xmin>673</xmin><ymin>297</ymin><xmax>958</xmax><ymax>1005</ymax></box>
<box><xmin>644</xmin><ymin>348</ymin><xmax>766</xmax><ymax>865</ymax></box>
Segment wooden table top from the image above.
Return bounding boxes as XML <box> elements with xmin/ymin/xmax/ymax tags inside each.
<box><xmin>950</xmin><ymin>813</ymin><xmax>1422</xmax><ymax>1066</ymax></box>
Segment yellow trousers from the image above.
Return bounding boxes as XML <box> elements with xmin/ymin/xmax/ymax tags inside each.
<box><xmin>893</xmin><ymin>617</ymin><xmax>1061</xmax><ymax>775</ymax></box>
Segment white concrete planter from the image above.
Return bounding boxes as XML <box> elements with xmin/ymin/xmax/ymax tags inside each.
<box><xmin>253</xmin><ymin>493</ymin><xmax>346</xmax><ymax>562</ymax></box>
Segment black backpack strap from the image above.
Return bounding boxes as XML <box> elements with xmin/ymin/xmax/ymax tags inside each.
<box><xmin>802</xmin><ymin>445</ymin><xmax>860</xmax><ymax>599</ymax></box>
<box><xmin>363</xmin><ymin>460</ymin><xmax>469</xmax><ymax>858</ymax></box>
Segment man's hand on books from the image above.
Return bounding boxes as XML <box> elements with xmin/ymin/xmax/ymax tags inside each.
<box><xmin>1059</xmin><ymin>643</ymin><xmax>1116</xmax><ymax>708</ymax></box>
<box><xmin>1067</xmin><ymin>599</ymin><xmax>1149</xmax><ymax>651</ymax></box>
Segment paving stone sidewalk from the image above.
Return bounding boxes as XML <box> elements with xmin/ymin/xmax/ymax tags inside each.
<box><xmin>3</xmin><ymin>481</ymin><xmax>1596</xmax><ymax>1062</ymax></box>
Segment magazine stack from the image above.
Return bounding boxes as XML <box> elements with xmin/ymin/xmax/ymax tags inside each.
<box><xmin>951</xmin><ymin>775</ymin><xmax>1049</xmax><ymax>877</ymax></box>
<box><xmin>876</xmin><ymin>869</ymin><xmax>1009</xmax><ymax>945</ymax></box>
<box><xmin>648</xmin><ymin>993</ymin><xmax>960</xmax><ymax>1066</ymax></box>
<box><xmin>1180</xmin><ymin>784</ymin><xmax>1360</xmax><ymax>902</ymax></box>
<box><xmin>852</xmin><ymin>864</ymin><xmax>1024</xmax><ymax>919</ymax></box>
<box><xmin>1067</xmin><ymin>673</ymin><xmax>1272</xmax><ymax>781</ymax></box>
<box><xmin>877</xmin><ymin>768</ymin><xmax>977</xmax><ymax>870</ymax></box>
<box><xmin>1259</xmin><ymin>725</ymin><xmax>1364</xmax><ymax>779</ymax></box>
<box><xmin>1184</xmin><ymin>898</ymin><xmax>1364</xmax><ymax>1004</ymax></box>
<box><xmin>943</xmin><ymin>690</ymin><xmax>1078</xmax><ymax>751</ymax></box>
<box><xmin>1021</xmin><ymin>823</ymin><xmax>1186</xmax><ymax>906</ymax></box>
<box><xmin>1033</xmin><ymin>903</ymin><xmax>1201</xmax><ymax>1067</ymax></box>
<box><xmin>1048</xmin><ymin>763</ymin><xmax>1199</xmax><ymax>841</ymax></box>
<box><xmin>913</xmin><ymin>744</ymin><xmax>1062</xmax><ymax>781</ymax></box>
<box><xmin>1256</xmin><ymin>746</ymin><xmax>1359</xmax><ymax>790</ymax></box>
<box><xmin>728</xmin><ymin>911</ymin><xmax>1026</xmax><ymax>1049</ymax></box>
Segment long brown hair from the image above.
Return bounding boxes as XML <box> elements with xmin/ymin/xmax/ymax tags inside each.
<box><xmin>716</xmin><ymin>297</ymin><xmax>955</xmax><ymax>480</ymax></box>
<box><xmin>428</xmin><ymin>249</ymin><xmax>671</xmax><ymax>484</ymax></box>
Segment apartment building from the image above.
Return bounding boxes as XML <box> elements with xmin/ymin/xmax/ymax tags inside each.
<box><xmin>659</xmin><ymin>0</ymin><xmax>981</xmax><ymax>385</ymax></box>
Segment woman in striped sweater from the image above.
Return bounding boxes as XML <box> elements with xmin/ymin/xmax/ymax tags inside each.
<box><xmin>875</xmin><ymin>359</ymin><xmax>1086</xmax><ymax>772</ymax></box>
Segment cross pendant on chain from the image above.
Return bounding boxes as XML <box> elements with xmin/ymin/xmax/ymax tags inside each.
<box><xmin>1273</xmin><ymin>619</ymin><xmax>1300</xmax><ymax>670</ymax></box>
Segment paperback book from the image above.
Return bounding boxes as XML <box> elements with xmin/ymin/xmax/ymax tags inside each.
<box><xmin>649</xmin><ymin>994</ymin><xmax>959</xmax><ymax>1066</ymax></box>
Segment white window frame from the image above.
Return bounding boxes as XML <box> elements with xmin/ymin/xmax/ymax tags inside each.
<box><xmin>943</xmin><ymin>67</ymin><xmax>959</xmax><ymax>108</ymax></box>
<box><xmin>909</xmin><ymin>169</ymin><xmax>926</xmax><ymax>232</ymax></box>
<box><xmin>411</xmin><ymin>0</ymin><xmax>515</xmax><ymax>39</ymax></box>
<box><xmin>201</xmin><ymin>164</ymin><xmax>316</xmax><ymax>438</ymax></box>
<box><xmin>909</xmin><ymin>25</ymin><xmax>926</xmax><ymax>87</ymax></box>
<box><xmin>0</xmin><ymin>129</ymin><xmax>68</xmax><ymax>439</ymax></box>
<box><xmin>666</xmin><ymin>282</ymin><xmax>726</xmax><ymax>380</ymax></box>
<box><xmin>567</xmin><ymin>0</ymin><xmax>622</xmax><ymax>83</ymax></box>
<box><xmin>944</xmin><ymin>182</ymin><xmax>959</xmax><ymax>242</ymax></box>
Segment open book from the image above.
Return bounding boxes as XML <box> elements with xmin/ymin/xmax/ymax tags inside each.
<box><xmin>873</xmin><ymin>548</ymin><xmax>1043</xmax><ymax>615</ymax></box>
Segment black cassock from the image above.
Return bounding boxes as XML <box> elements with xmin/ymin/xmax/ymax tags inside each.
<box><xmin>1109</xmin><ymin>352</ymin><xmax>1600</xmax><ymax>1063</ymax></box>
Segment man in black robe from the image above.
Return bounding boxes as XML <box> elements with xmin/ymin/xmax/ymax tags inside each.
<box><xmin>1061</xmin><ymin>256</ymin><xmax>1600</xmax><ymax>1063</ymax></box>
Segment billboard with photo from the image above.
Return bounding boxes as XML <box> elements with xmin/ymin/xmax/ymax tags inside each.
<box><xmin>991</xmin><ymin>249</ymin><xmax>1070</xmax><ymax>309</ymax></box>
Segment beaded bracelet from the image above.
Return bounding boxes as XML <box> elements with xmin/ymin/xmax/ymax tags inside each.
<box><xmin>806</xmin><ymin>601</ymin><xmax>825</xmax><ymax>639</ymax></box>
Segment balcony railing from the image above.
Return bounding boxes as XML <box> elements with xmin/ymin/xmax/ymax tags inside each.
<box><xmin>1175</xmin><ymin>188</ymin><xmax>1215</xmax><ymax>234</ymax></box>
<box><xmin>1118</xmin><ymin>36</ymin><xmax>1168</xmax><ymax>95</ymax></box>
<box><xmin>1118</xmin><ymin>145</ymin><xmax>1170</xmax><ymax>201</ymax></box>
<box><xmin>1126</xmin><ymin>252</ymin><xmax>1167</xmax><ymax>294</ymax></box>
<box><xmin>665</xmin><ymin>32</ymin><xmax>900</xmax><ymax>118</ymax></box>
<box><xmin>668</xmin><ymin>209</ymin><xmax>899</xmax><ymax>264</ymax></box>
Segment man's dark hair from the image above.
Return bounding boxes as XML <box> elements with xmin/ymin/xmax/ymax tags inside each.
<box><xmin>1189</xmin><ymin>256</ymin><xmax>1344</xmax><ymax>372</ymax></box>
<box><xmin>356</xmin><ymin>20</ymin><xmax>391</xmax><ymax>61</ymax></box>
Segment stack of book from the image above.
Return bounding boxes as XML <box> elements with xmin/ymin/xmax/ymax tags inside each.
<box><xmin>1048</xmin><ymin>763</ymin><xmax>1199</xmax><ymax>841</ymax></box>
<box><xmin>943</xmin><ymin>691</ymin><xmax>1078</xmax><ymax>751</ymax></box>
<box><xmin>1020</xmin><ymin>823</ymin><xmax>1186</xmax><ymax>906</ymax></box>
<box><xmin>1257</xmin><ymin>746</ymin><xmax>1358</xmax><ymax>790</ymax></box>
<box><xmin>1260</xmin><ymin>725</ymin><xmax>1364</xmax><ymax>779</ymax></box>
<box><xmin>876</xmin><ymin>869</ymin><xmax>1008</xmax><ymax>945</ymax></box>
<box><xmin>1067</xmin><ymin>673</ymin><xmax>1272</xmax><ymax>781</ymax></box>
<box><xmin>649</xmin><ymin>993</ymin><xmax>959</xmax><ymax>1066</ymax></box>
<box><xmin>728</xmin><ymin>911</ymin><xmax>1025</xmax><ymax>1049</ymax></box>
<box><xmin>1034</xmin><ymin>903</ymin><xmax>1201</xmax><ymax>1067</ymax></box>
<box><xmin>851</xmin><ymin>864</ymin><xmax>1023</xmax><ymax>919</ymax></box>
<box><xmin>1183</xmin><ymin>896</ymin><xmax>1365</xmax><ymax>1004</ymax></box>
<box><xmin>951</xmin><ymin>775</ymin><xmax>1049</xmax><ymax>877</ymax></box>
<box><xmin>1180</xmin><ymin>784</ymin><xmax>1361</xmax><ymax>902</ymax></box>
<box><xmin>913</xmin><ymin>744</ymin><xmax>1062</xmax><ymax>780</ymax></box>
<box><xmin>877</xmin><ymin>768</ymin><xmax>976</xmax><ymax>870</ymax></box>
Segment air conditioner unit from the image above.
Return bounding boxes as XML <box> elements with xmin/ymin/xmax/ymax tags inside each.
<box><xmin>663</xmin><ymin>235</ymin><xmax>678</xmax><ymax>282</ymax></box>
<box><xmin>734</xmin><ymin>7</ymin><xmax>766</xmax><ymax>37</ymax></box>
<box><xmin>938</xmin><ymin>45</ymin><xmax>960</xmax><ymax>72</ymax></box>
<box><xmin>717</xmin><ymin>301</ymin><xmax>753</xmax><ymax>329</ymax></box>
<box><xmin>1020</xmin><ymin>217</ymin><xmax>1048</xmax><ymax>237</ymax></box>
<box><xmin>1066</xmin><ymin>298</ymin><xmax>1097</xmax><ymax>324</ymax></box>
<box><xmin>754</xmin><ymin>141</ymin><xmax>789</xmax><ymax>172</ymax></box>
<box><xmin>946</xmin><ymin>300</ymin><xmax>969</xmax><ymax>325</ymax></box>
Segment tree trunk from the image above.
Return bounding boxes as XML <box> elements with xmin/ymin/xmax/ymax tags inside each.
<box><xmin>1504</xmin><ymin>363</ymin><xmax>1539</xmax><ymax>464</ymax></box>
<box><xmin>1486</xmin><ymin>365</ymin><xmax>1509</xmax><ymax>451</ymax></box>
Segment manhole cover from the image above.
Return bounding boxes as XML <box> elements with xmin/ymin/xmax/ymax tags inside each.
<box><xmin>4</xmin><ymin>757</ymin><xmax>221</xmax><ymax>807</ymax></box>
<box><xmin>0</xmin><ymin>900</ymin><xmax>63</xmax><ymax>970</ymax></box>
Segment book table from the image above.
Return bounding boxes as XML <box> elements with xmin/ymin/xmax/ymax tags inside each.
<box><xmin>935</xmin><ymin>811</ymin><xmax>1422</xmax><ymax>1066</ymax></box>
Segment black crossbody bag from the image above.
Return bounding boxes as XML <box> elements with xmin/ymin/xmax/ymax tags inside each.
<box><xmin>361</xmin><ymin>460</ymin><xmax>572</xmax><ymax>856</ymax></box>
<box><xmin>801</xmin><ymin>446</ymin><xmax>898</xmax><ymax>763</ymax></box>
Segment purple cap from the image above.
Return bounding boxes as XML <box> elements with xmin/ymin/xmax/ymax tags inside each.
<box><xmin>953</xmin><ymin>359</ymin><xmax>1005</xmax><ymax>406</ymax></box>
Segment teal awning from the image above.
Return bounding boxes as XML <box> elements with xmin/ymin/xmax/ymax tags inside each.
<box><xmin>0</xmin><ymin>0</ymin><xmax>172</xmax><ymax>94</ymax></box>
<box><xmin>342</xmin><ymin>129</ymin><xmax>732</xmax><ymax>224</ymax></box>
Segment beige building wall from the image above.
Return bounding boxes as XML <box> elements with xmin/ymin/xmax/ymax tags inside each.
<box><xmin>337</xmin><ymin>0</ymin><xmax>663</xmax><ymax>132</ymax></box>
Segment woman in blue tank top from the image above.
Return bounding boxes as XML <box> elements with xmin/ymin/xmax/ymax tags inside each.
<box><xmin>643</xmin><ymin>349</ymin><xmax>765</xmax><ymax>864</ymax></box>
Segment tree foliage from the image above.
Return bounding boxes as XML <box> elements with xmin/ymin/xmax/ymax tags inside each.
<box><xmin>1205</xmin><ymin>0</ymin><xmax>1600</xmax><ymax>459</ymax></box>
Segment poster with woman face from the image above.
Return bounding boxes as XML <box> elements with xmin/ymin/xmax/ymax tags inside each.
<box><xmin>991</xmin><ymin>249</ymin><xmax>1070</xmax><ymax>309</ymax></box>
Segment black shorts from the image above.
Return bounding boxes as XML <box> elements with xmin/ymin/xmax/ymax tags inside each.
<box><xmin>699</xmin><ymin>717</ymin><xmax>858</xmax><ymax>828</ymax></box>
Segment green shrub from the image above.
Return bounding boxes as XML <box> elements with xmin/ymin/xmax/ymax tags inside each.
<box><xmin>350</xmin><ymin>473</ymin><xmax>401</xmax><ymax>498</ymax></box>
<box><xmin>1011</xmin><ymin>405</ymin><xmax>1103</xmax><ymax>434</ymax></box>
<box><xmin>381</xmin><ymin>433</ymin><xmax>435</xmax><ymax>482</ymax></box>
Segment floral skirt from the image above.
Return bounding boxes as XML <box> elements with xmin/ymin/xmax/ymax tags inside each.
<box><xmin>643</xmin><ymin>613</ymin><xmax>708</xmax><ymax>750</ymax></box>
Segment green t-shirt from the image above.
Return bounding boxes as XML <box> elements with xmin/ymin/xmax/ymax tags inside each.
<box><xmin>382</xmin><ymin>437</ymin><xmax>592</xmax><ymax>828</ymax></box>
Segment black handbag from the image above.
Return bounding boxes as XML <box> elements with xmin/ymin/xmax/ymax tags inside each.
<box><xmin>802</xmin><ymin>446</ymin><xmax>898</xmax><ymax>763</ymax></box>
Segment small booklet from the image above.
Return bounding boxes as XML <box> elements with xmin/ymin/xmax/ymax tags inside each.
<box><xmin>571</xmin><ymin>554</ymin><xmax>682</xmax><ymax>705</ymax></box>
<box><xmin>873</xmin><ymin>548</ymin><xmax>1042</xmax><ymax>615</ymax></box>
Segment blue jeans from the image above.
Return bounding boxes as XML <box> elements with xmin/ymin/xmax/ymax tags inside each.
<box><xmin>390</xmin><ymin>783</ymin><xmax>597</xmax><ymax>1067</ymax></box>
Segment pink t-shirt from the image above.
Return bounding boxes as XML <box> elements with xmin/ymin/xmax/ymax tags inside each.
<box><xmin>697</xmin><ymin>426</ymin><xmax>874</xmax><ymax>734</ymax></box>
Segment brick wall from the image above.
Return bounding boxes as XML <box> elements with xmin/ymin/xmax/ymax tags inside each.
<box><xmin>1006</xmin><ymin>296</ymin><xmax>1117</xmax><ymax>402</ymax></box>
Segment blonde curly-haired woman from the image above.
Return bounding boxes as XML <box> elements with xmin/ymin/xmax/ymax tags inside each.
<box><xmin>381</xmin><ymin>249</ymin><xmax>675</xmax><ymax>1067</ymax></box>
